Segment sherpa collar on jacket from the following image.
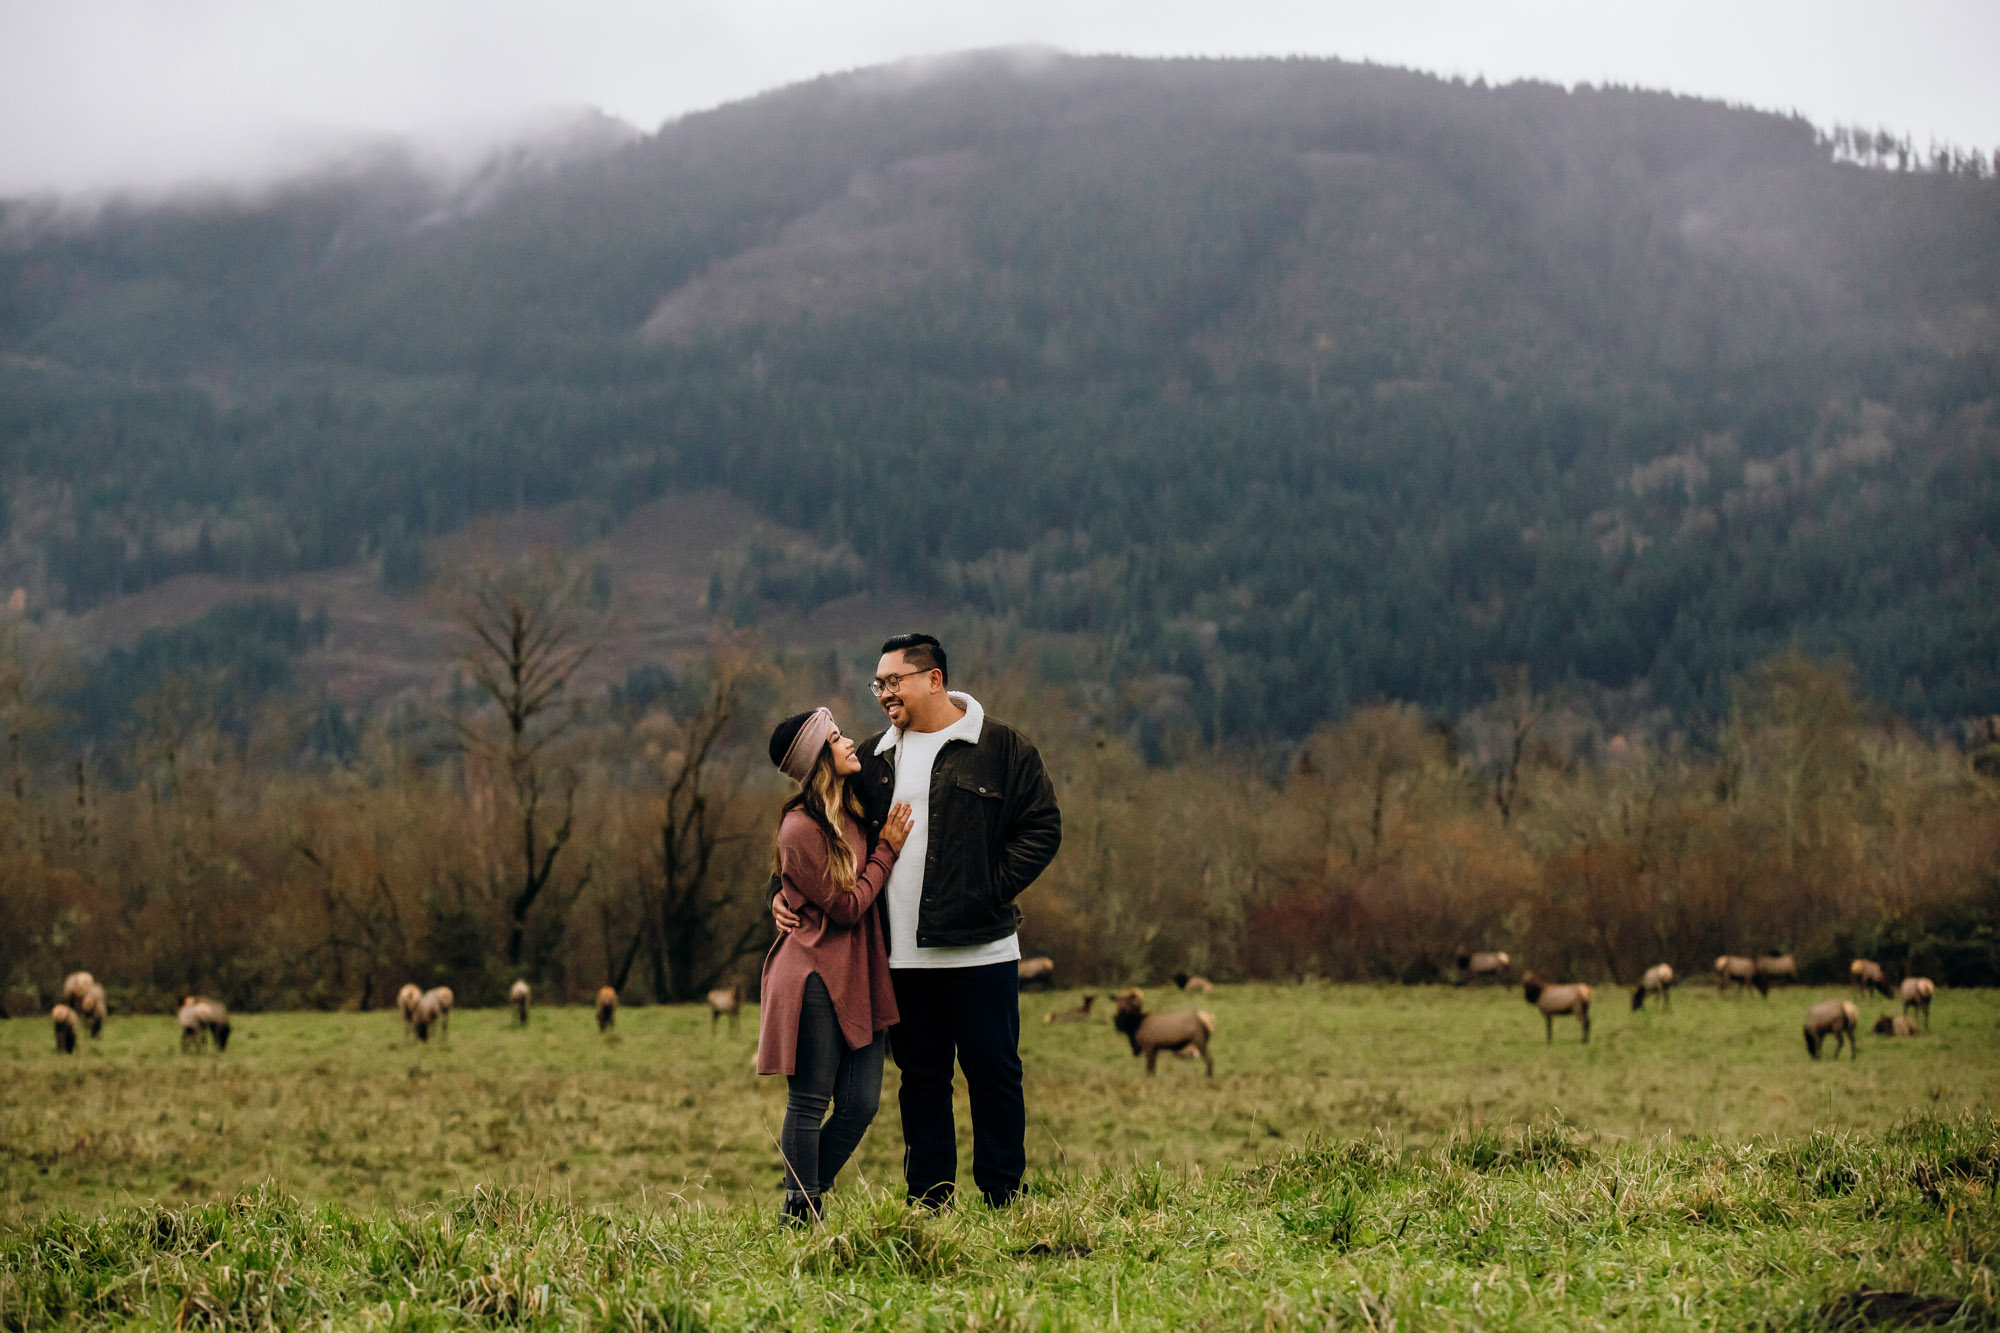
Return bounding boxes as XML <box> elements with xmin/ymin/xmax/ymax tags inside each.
<box><xmin>874</xmin><ymin>691</ymin><xmax>984</xmax><ymax>756</ymax></box>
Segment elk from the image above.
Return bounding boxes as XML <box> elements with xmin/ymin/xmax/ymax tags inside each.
<box><xmin>1631</xmin><ymin>963</ymin><xmax>1675</xmax><ymax>1012</ymax></box>
<box><xmin>707</xmin><ymin>984</ymin><xmax>742</xmax><ymax>1034</ymax></box>
<box><xmin>396</xmin><ymin>984</ymin><xmax>423</xmax><ymax>1035</ymax></box>
<box><xmin>1899</xmin><ymin>977</ymin><xmax>1935</xmax><ymax>1029</ymax></box>
<box><xmin>1017</xmin><ymin>957</ymin><xmax>1056</xmax><ymax>990</ymax></box>
<box><xmin>1522</xmin><ymin>973</ymin><xmax>1591</xmax><ymax>1043</ymax></box>
<box><xmin>1753</xmin><ymin>953</ymin><xmax>1797</xmax><ymax>996</ymax></box>
<box><xmin>77</xmin><ymin>983</ymin><xmax>108</xmax><ymax>1038</ymax></box>
<box><xmin>595</xmin><ymin>986</ymin><xmax>618</xmax><ymax>1033</ymax></box>
<box><xmin>1873</xmin><ymin>1015</ymin><xmax>1920</xmax><ymax>1037</ymax></box>
<box><xmin>1803</xmin><ymin>999</ymin><xmax>1859</xmax><ymax>1060</ymax></box>
<box><xmin>1714</xmin><ymin>955</ymin><xmax>1757</xmax><ymax>993</ymax></box>
<box><xmin>1456</xmin><ymin>951</ymin><xmax>1511</xmax><ymax>985</ymax></box>
<box><xmin>51</xmin><ymin>1004</ymin><xmax>77</xmax><ymax>1054</ymax></box>
<box><xmin>177</xmin><ymin>997</ymin><xmax>206</xmax><ymax>1053</ymax></box>
<box><xmin>1850</xmin><ymin>960</ymin><xmax>1893</xmax><ymax>998</ymax></box>
<box><xmin>1044</xmin><ymin>995</ymin><xmax>1096</xmax><ymax>1024</ymax></box>
<box><xmin>412</xmin><ymin>987</ymin><xmax>453</xmax><ymax>1043</ymax></box>
<box><xmin>509</xmin><ymin>980</ymin><xmax>531</xmax><ymax>1026</ymax></box>
<box><xmin>1112</xmin><ymin>988</ymin><xmax>1215</xmax><ymax>1075</ymax></box>
<box><xmin>176</xmin><ymin>996</ymin><xmax>231</xmax><ymax>1053</ymax></box>
<box><xmin>1172</xmin><ymin>972</ymin><xmax>1215</xmax><ymax>994</ymax></box>
<box><xmin>59</xmin><ymin>971</ymin><xmax>94</xmax><ymax>1009</ymax></box>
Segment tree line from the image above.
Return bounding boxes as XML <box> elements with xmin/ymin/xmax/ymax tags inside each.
<box><xmin>1</xmin><ymin>573</ymin><xmax>1994</xmax><ymax>1015</ymax></box>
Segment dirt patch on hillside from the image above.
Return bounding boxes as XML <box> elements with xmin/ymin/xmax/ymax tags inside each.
<box><xmin>62</xmin><ymin>490</ymin><xmax>950</xmax><ymax>710</ymax></box>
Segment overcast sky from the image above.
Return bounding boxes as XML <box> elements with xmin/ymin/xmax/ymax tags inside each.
<box><xmin>3</xmin><ymin>0</ymin><xmax>1996</xmax><ymax>197</ymax></box>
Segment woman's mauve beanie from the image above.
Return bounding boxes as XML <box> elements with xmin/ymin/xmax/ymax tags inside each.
<box><xmin>768</xmin><ymin>712</ymin><xmax>813</xmax><ymax>770</ymax></box>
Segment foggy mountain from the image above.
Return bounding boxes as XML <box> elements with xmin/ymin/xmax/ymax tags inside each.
<box><xmin>1</xmin><ymin>51</ymin><xmax>1997</xmax><ymax>739</ymax></box>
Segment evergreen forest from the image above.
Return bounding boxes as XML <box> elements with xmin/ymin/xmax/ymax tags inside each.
<box><xmin>0</xmin><ymin>52</ymin><xmax>1995</xmax><ymax>738</ymax></box>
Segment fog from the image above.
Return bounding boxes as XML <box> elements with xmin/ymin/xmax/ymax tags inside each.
<box><xmin>2</xmin><ymin>0</ymin><xmax>1997</xmax><ymax>197</ymax></box>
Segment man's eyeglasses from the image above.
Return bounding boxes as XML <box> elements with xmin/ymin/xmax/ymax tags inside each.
<box><xmin>869</xmin><ymin>668</ymin><xmax>936</xmax><ymax>697</ymax></box>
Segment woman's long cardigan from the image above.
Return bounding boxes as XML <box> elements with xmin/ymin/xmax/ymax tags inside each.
<box><xmin>754</xmin><ymin>810</ymin><xmax>900</xmax><ymax>1075</ymax></box>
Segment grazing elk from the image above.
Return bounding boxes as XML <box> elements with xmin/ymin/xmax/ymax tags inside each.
<box><xmin>77</xmin><ymin>983</ymin><xmax>107</xmax><ymax>1038</ymax></box>
<box><xmin>1873</xmin><ymin>1015</ymin><xmax>1920</xmax><ymax>1037</ymax></box>
<box><xmin>595</xmin><ymin>986</ymin><xmax>618</xmax><ymax>1033</ymax></box>
<box><xmin>1456</xmin><ymin>951</ymin><xmax>1512</xmax><ymax>985</ymax></box>
<box><xmin>1172</xmin><ymin>971</ymin><xmax>1215</xmax><ymax>994</ymax></box>
<box><xmin>1899</xmin><ymin>977</ymin><xmax>1935</xmax><ymax>1030</ymax></box>
<box><xmin>177</xmin><ymin>996</ymin><xmax>206</xmax><ymax>1053</ymax></box>
<box><xmin>509</xmin><ymin>980</ymin><xmax>531</xmax><ymax>1026</ymax></box>
<box><xmin>708</xmin><ymin>984</ymin><xmax>742</xmax><ymax>1034</ymax></box>
<box><xmin>1017</xmin><ymin>957</ymin><xmax>1056</xmax><ymax>990</ymax></box>
<box><xmin>1803</xmin><ymin>999</ymin><xmax>1859</xmax><ymax>1060</ymax></box>
<box><xmin>1714</xmin><ymin>955</ymin><xmax>1758</xmax><ymax>993</ymax></box>
<box><xmin>396</xmin><ymin>983</ymin><xmax>423</xmax><ymax>1036</ymax></box>
<box><xmin>1631</xmin><ymin>963</ymin><xmax>1675</xmax><ymax>1012</ymax></box>
<box><xmin>176</xmin><ymin>996</ymin><xmax>232</xmax><ymax>1053</ymax></box>
<box><xmin>412</xmin><ymin>987</ymin><xmax>453</xmax><ymax>1043</ymax></box>
<box><xmin>60</xmin><ymin>971</ymin><xmax>96</xmax><ymax>1009</ymax></box>
<box><xmin>1521</xmin><ymin>974</ymin><xmax>1592</xmax><ymax>1043</ymax></box>
<box><xmin>1752</xmin><ymin>952</ymin><xmax>1797</xmax><ymax>996</ymax></box>
<box><xmin>1044</xmin><ymin>995</ymin><xmax>1095</xmax><ymax>1024</ymax></box>
<box><xmin>1850</xmin><ymin>959</ymin><xmax>1893</xmax><ymax>998</ymax></box>
<box><xmin>1112</xmin><ymin>988</ymin><xmax>1215</xmax><ymax>1076</ymax></box>
<box><xmin>51</xmin><ymin>1004</ymin><xmax>77</xmax><ymax>1054</ymax></box>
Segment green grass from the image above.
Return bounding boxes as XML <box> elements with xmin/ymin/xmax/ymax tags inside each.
<box><xmin>3</xmin><ymin>985</ymin><xmax>1996</xmax><ymax>1329</ymax></box>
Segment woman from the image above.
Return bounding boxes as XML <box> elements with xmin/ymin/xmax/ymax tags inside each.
<box><xmin>756</xmin><ymin>707</ymin><xmax>913</xmax><ymax>1224</ymax></box>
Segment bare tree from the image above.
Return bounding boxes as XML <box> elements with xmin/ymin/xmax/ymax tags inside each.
<box><xmin>609</xmin><ymin>662</ymin><xmax>769</xmax><ymax>1002</ymax></box>
<box><xmin>454</xmin><ymin>562</ymin><xmax>599</xmax><ymax>969</ymax></box>
<box><xmin>1488</xmin><ymin>664</ymin><xmax>1552</xmax><ymax>828</ymax></box>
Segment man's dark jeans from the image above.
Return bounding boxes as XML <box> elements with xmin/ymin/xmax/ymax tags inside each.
<box><xmin>889</xmin><ymin>960</ymin><xmax>1025</xmax><ymax>1209</ymax></box>
<box><xmin>780</xmin><ymin>973</ymin><xmax>886</xmax><ymax>1213</ymax></box>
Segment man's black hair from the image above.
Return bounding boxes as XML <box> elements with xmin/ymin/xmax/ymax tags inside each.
<box><xmin>881</xmin><ymin>632</ymin><xmax>947</xmax><ymax>685</ymax></box>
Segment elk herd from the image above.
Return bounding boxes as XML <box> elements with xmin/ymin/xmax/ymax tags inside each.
<box><xmin>34</xmin><ymin>949</ymin><xmax>1947</xmax><ymax>1072</ymax></box>
<box><xmin>1442</xmin><ymin>945</ymin><xmax>1940</xmax><ymax>1057</ymax></box>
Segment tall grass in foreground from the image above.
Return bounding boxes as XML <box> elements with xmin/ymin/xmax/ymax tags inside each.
<box><xmin>3</xmin><ymin>1114</ymin><xmax>1994</xmax><ymax>1331</ymax></box>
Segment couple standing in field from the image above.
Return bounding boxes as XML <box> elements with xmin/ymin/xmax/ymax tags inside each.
<box><xmin>754</xmin><ymin>632</ymin><xmax>1063</xmax><ymax>1224</ymax></box>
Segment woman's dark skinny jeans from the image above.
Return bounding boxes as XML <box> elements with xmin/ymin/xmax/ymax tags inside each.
<box><xmin>780</xmin><ymin>973</ymin><xmax>885</xmax><ymax>1212</ymax></box>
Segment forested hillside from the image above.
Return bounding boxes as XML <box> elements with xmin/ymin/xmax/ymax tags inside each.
<box><xmin>3</xmin><ymin>51</ymin><xmax>1997</xmax><ymax>737</ymax></box>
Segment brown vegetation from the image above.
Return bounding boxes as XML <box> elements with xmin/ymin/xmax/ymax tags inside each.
<box><xmin>1111</xmin><ymin>988</ymin><xmax>1215</xmax><ymax>1076</ymax></box>
<box><xmin>0</xmin><ymin>651</ymin><xmax>1995</xmax><ymax>1012</ymax></box>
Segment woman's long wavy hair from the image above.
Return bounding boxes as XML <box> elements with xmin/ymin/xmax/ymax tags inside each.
<box><xmin>776</xmin><ymin>741</ymin><xmax>869</xmax><ymax>894</ymax></box>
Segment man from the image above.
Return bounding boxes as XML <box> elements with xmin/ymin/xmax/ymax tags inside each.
<box><xmin>774</xmin><ymin>632</ymin><xmax>1061</xmax><ymax>1209</ymax></box>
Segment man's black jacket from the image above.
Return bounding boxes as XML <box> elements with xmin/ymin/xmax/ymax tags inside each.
<box><xmin>856</xmin><ymin>710</ymin><xmax>1062</xmax><ymax>949</ymax></box>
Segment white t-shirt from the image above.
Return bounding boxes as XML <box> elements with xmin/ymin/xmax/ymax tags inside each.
<box><xmin>885</xmin><ymin>706</ymin><xmax>1022</xmax><ymax>970</ymax></box>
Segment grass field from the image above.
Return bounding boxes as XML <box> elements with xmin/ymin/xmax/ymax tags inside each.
<box><xmin>3</xmin><ymin>983</ymin><xmax>1996</xmax><ymax>1329</ymax></box>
